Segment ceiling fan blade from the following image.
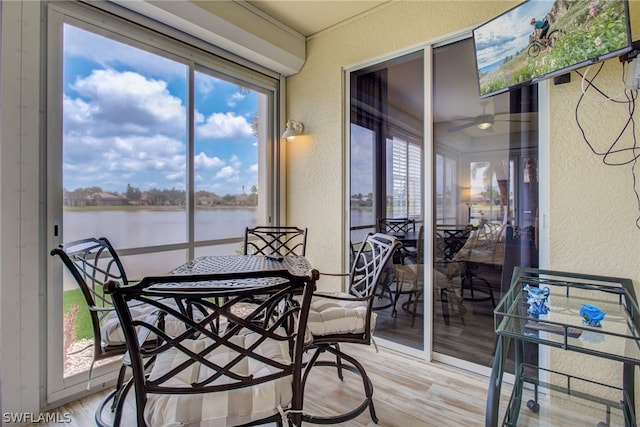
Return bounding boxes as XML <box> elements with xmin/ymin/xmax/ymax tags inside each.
<box><xmin>450</xmin><ymin>115</ymin><xmax>476</xmax><ymax>121</ymax></box>
<box><xmin>494</xmin><ymin>119</ymin><xmax>530</xmax><ymax>123</ymax></box>
<box><xmin>447</xmin><ymin>122</ymin><xmax>476</xmax><ymax>132</ymax></box>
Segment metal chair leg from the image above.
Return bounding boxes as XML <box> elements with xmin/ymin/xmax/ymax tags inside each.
<box><xmin>301</xmin><ymin>344</ymin><xmax>377</xmax><ymax>424</ymax></box>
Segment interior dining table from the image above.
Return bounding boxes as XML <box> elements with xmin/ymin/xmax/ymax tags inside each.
<box><xmin>391</xmin><ymin>230</ymin><xmax>419</xmax><ymax>248</ymax></box>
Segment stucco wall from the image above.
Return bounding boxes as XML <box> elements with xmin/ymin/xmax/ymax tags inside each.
<box><xmin>549</xmin><ymin>55</ymin><xmax>640</xmax><ymax>277</ymax></box>
<box><xmin>546</xmin><ymin>24</ymin><xmax>640</xmax><ymax>404</ymax></box>
<box><xmin>286</xmin><ymin>1</ymin><xmax>517</xmax><ymax>286</ymax></box>
<box><xmin>288</xmin><ymin>0</ymin><xmax>640</xmax><ymax>289</ymax></box>
<box><xmin>286</xmin><ymin>0</ymin><xmax>640</xmax><ymax>410</ymax></box>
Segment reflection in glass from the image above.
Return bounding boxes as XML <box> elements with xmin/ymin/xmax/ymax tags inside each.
<box><xmin>349</xmin><ymin>51</ymin><xmax>424</xmax><ymax>351</ymax></box>
<box><xmin>432</xmin><ymin>38</ymin><xmax>539</xmax><ymax>368</ymax></box>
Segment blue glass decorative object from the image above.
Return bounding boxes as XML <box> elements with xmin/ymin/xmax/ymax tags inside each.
<box><xmin>580</xmin><ymin>304</ymin><xmax>605</xmax><ymax>327</ymax></box>
<box><xmin>524</xmin><ymin>284</ymin><xmax>550</xmax><ymax>318</ymax></box>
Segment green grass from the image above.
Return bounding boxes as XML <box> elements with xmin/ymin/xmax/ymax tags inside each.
<box><xmin>63</xmin><ymin>288</ymin><xmax>94</xmax><ymax>341</ymax></box>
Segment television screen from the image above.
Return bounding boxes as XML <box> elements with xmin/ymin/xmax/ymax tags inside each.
<box><xmin>473</xmin><ymin>0</ymin><xmax>632</xmax><ymax>98</ymax></box>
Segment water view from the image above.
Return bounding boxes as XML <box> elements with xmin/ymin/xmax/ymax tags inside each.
<box><xmin>65</xmin><ymin>207</ymin><xmax>379</xmax><ymax>249</ymax></box>
<box><xmin>63</xmin><ymin>208</ymin><xmax>258</xmax><ymax>249</ymax></box>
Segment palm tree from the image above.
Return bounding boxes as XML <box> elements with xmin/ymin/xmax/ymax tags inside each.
<box><xmin>471</xmin><ymin>160</ymin><xmax>509</xmax><ymax>225</ymax></box>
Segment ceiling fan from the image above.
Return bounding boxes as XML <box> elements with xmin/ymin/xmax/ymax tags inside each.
<box><xmin>446</xmin><ymin>105</ymin><xmax>529</xmax><ymax>133</ymax></box>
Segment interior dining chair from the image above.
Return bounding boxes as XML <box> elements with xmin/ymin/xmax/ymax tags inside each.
<box><xmin>102</xmin><ymin>268</ymin><xmax>317</xmax><ymax>427</ymax></box>
<box><xmin>392</xmin><ymin>225</ymin><xmax>424</xmax><ymax>324</ymax></box>
<box><xmin>243</xmin><ymin>225</ymin><xmax>308</xmax><ymax>256</ymax></box>
<box><xmin>378</xmin><ymin>217</ymin><xmax>416</xmax><ymax>264</ymax></box>
<box><xmin>50</xmin><ymin>237</ymin><xmax>133</xmax><ymax>413</ymax></box>
<box><xmin>301</xmin><ymin>232</ymin><xmax>401</xmax><ymax>424</ymax></box>
<box><xmin>377</xmin><ymin>218</ymin><xmax>415</xmax><ymax>235</ymax></box>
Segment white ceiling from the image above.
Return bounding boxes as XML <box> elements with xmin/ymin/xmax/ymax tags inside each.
<box><xmin>246</xmin><ymin>0</ymin><xmax>388</xmax><ymax>37</ymax></box>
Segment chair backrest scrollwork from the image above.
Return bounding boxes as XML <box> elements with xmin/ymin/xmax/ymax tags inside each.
<box><xmin>349</xmin><ymin>233</ymin><xmax>401</xmax><ymax>299</ymax></box>
<box><xmin>51</xmin><ymin>237</ymin><xmax>130</xmax><ymax>360</ymax></box>
<box><xmin>243</xmin><ymin>226</ymin><xmax>308</xmax><ymax>256</ymax></box>
<box><xmin>378</xmin><ymin>218</ymin><xmax>415</xmax><ymax>235</ymax></box>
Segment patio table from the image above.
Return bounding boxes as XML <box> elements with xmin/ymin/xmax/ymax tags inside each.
<box><xmin>151</xmin><ymin>254</ymin><xmax>315</xmax><ymax>291</ymax></box>
<box><xmin>172</xmin><ymin>254</ymin><xmax>312</xmax><ymax>276</ymax></box>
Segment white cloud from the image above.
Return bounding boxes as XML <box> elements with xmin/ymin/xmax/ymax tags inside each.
<box><xmin>194</xmin><ymin>152</ymin><xmax>224</xmax><ymax>169</ymax></box>
<box><xmin>226</xmin><ymin>92</ymin><xmax>245</xmax><ymax>107</ymax></box>
<box><xmin>196</xmin><ymin>77</ymin><xmax>215</xmax><ymax>97</ymax></box>
<box><xmin>69</xmin><ymin>69</ymin><xmax>186</xmax><ymax>137</ymax></box>
<box><xmin>229</xmin><ymin>155</ymin><xmax>242</xmax><ymax>168</ymax></box>
<box><xmin>63</xmin><ymin>132</ymin><xmax>187</xmax><ymax>191</ymax></box>
<box><xmin>63</xmin><ymin>95</ymin><xmax>96</xmax><ymax>125</ymax></box>
<box><xmin>196</xmin><ymin>112</ymin><xmax>253</xmax><ymax>139</ymax></box>
<box><xmin>215</xmin><ymin>166</ymin><xmax>237</xmax><ymax>180</ymax></box>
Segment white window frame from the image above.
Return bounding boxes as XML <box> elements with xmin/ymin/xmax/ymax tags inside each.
<box><xmin>45</xmin><ymin>1</ymin><xmax>284</xmax><ymax>404</ymax></box>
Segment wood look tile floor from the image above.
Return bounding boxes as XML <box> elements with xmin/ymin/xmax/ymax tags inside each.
<box><xmin>26</xmin><ymin>343</ymin><xmax>622</xmax><ymax>427</ymax></box>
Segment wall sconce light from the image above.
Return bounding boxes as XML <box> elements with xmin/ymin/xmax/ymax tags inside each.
<box><xmin>281</xmin><ymin>119</ymin><xmax>304</xmax><ymax>140</ymax></box>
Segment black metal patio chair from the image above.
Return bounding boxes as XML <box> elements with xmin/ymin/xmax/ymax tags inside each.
<box><xmin>100</xmin><ymin>267</ymin><xmax>317</xmax><ymax>427</ymax></box>
<box><xmin>301</xmin><ymin>232</ymin><xmax>400</xmax><ymax>424</ymax></box>
<box><xmin>50</xmin><ymin>237</ymin><xmax>133</xmax><ymax>413</ymax></box>
<box><xmin>244</xmin><ymin>225</ymin><xmax>308</xmax><ymax>257</ymax></box>
<box><xmin>378</xmin><ymin>217</ymin><xmax>417</xmax><ymax>264</ymax></box>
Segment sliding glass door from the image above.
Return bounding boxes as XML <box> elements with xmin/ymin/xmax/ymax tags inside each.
<box><xmin>349</xmin><ymin>51</ymin><xmax>425</xmax><ymax>351</ymax></box>
<box><xmin>348</xmin><ymin>37</ymin><xmax>538</xmax><ymax>369</ymax></box>
<box><xmin>432</xmin><ymin>38</ymin><xmax>539</xmax><ymax>368</ymax></box>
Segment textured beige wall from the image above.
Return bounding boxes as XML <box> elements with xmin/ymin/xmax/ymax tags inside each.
<box><xmin>286</xmin><ymin>1</ymin><xmax>516</xmax><ymax>287</ymax></box>
<box><xmin>546</xmin><ymin>8</ymin><xmax>640</xmax><ymax>400</ymax></box>
<box><xmin>287</xmin><ymin>0</ymin><xmax>640</xmax><ymax>406</ymax></box>
<box><xmin>288</xmin><ymin>0</ymin><xmax>640</xmax><ymax>289</ymax></box>
<box><xmin>548</xmin><ymin>56</ymin><xmax>640</xmax><ymax>278</ymax></box>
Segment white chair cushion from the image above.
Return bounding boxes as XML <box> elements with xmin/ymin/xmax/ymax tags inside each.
<box><xmin>307</xmin><ymin>292</ymin><xmax>376</xmax><ymax>336</ymax></box>
<box><xmin>144</xmin><ymin>333</ymin><xmax>293</xmax><ymax>427</ymax></box>
<box><xmin>101</xmin><ymin>301</ymin><xmax>203</xmax><ymax>347</ymax></box>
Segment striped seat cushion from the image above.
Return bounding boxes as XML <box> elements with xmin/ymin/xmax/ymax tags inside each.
<box><xmin>144</xmin><ymin>333</ymin><xmax>293</xmax><ymax>426</ymax></box>
<box><xmin>101</xmin><ymin>301</ymin><xmax>203</xmax><ymax>347</ymax></box>
<box><xmin>307</xmin><ymin>292</ymin><xmax>376</xmax><ymax>336</ymax></box>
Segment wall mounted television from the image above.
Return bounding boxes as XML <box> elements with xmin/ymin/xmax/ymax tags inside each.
<box><xmin>473</xmin><ymin>0</ymin><xmax>632</xmax><ymax>98</ymax></box>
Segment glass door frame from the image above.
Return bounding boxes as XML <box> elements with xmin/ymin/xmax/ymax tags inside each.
<box><xmin>344</xmin><ymin>46</ymin><xmax>431</xmax><ymax>360</ymax></box>
<box><xmin>344</xmin><ymin>31</ymin><xmax>550</xmax><ymax>371</ymax></box>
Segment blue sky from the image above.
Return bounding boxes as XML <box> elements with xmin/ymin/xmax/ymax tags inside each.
<box><xmin>473</xmin><ymin>0</ymin><xmax>554</xmax><ymax>72</ymax></box>
<box><xmin>63</xmin><ymin>24</ymin><xmax>259</xmax><ymax>196</ymax></box>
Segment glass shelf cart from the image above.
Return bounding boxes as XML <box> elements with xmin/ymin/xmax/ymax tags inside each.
<box><xmin>486</xmin><ymin>267</ymin><xmax>640</xmax><ymax>427</ymax></box>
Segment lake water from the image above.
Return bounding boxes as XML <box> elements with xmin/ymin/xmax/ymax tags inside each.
<box><xmin>350</xmin><ymin>208</ymin><xmax>376</xmax><ymax>242</ymax></box>
<box><xmin>63</xmin><ymin>208</ymin><xmax>258</xmax><ymax>249</ymax></box>
<box><xmin>60</xmin><ymin>208</ymin><xmax>376</xmax><ymax>281</ymax></box>
<box><xmin>61</xmin><ymin>209</ymin><xmax>258</xmax><ymax>282</ymax></box>
<box><xmin>64</xmin><ymin>208</ymin><xmax>378</xmax><ymax>248</ymax></box>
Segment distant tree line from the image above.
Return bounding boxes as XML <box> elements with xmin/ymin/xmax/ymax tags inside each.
<box><xmin>350</xmin><ymin>192</ymin><xmax>373</xmax><ymax>207</ymax></box>
<box><xmin>64</xmin><ymin>184</ymin><xmax>258</xmax><ymax>207</ymax></box>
